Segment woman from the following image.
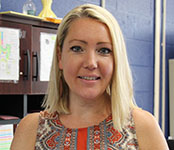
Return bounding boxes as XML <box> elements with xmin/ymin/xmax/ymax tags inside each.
<box><xmin>11</xmin><ymin>4</ymin><xmax>169</xmax><ymax>150</ymax></box>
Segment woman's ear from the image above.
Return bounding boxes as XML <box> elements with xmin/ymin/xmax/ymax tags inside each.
<box><xmin>57</xmin><ymin>46</ymin><xmax>63</xmax><ymax>70</ymax></box>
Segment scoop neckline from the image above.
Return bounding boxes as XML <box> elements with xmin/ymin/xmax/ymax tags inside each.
<box><xmin>54</xmin><ymin>112</ymin><xmax>112</xmax><ymax>130</ymax></box>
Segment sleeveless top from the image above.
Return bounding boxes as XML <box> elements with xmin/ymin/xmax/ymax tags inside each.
<box><xmin>35</xmin><ymin>111</ymin><xmax>139</xmax><ymax>150</ymax></box>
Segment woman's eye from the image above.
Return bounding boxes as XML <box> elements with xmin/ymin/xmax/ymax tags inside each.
<box><xmin>97</xmin><ymin>48</ymin><xmax>112</xmax><ymax>55</ymax></box>
<box><xmin>70</xmin><ymin>46</ymin><xmax>83</xmax><ymax>52</ymax></box>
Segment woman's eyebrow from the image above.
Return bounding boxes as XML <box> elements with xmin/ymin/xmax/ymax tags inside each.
<box><xmin>69</xmin><ymin>39</ymin><xmax>112</xmax><ymax>46</ymax></box>
<box><xmin>97</xmin><ymin>42</ymin><xmax>112</xmax><ymax>45</ymax></box>
<box><xmin>69</xmin><ymin>39</ymin><xmax>87</xmax><ymax>44</ymax></box>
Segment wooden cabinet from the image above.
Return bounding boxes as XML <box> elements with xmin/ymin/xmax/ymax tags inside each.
<box><xmin>0</xmin><ymin>13</ymin><xmax>58</xmax><ymax>94</ymax></box>
<box><xmin>31</xmin><ymin>26</ymin><xmax>57</xmax><ymax>94</ymax></box>
<box><xmin>0</xmin><ymin>13</ymin><xmax>59</xmax><ymax>124</ymax></box>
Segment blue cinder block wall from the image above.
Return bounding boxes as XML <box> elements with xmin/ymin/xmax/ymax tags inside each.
<box><xmin>2</xmin><ymin>0</ymin><xmax>170</xmax><ymax>136</ymax></box>
<box><xmin>166</xmin><ymin>0</ymin><xmax>174</xmax><ymax>137</ymax></box>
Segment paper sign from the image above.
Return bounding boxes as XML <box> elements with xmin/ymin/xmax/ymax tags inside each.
<box><xmin>0</xmin><ymin>27</ymin><xmax>20</xmax><ymax>81</ymax></box>
<box><xmin>40</xmin><ymin>32</ymin><xmax>56</xmax><ymax>81</ymax></box>
<box><xmin>0</xmin><ymin>124</ymin><xmax>13</xmax><ymax>149</ymax></box>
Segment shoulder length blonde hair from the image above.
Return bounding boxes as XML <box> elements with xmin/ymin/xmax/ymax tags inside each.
<box><xmin>42</xmin><ymin>3</ymin><xmax>137</xmax><ymax>131</ymax></box>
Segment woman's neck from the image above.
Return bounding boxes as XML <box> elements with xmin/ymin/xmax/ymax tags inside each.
<box><xmin>69</xmin><ymin>92</ymin><xmax>111</xmax><ymax>116</ymax></box>
<box><xmin>59</xmin><ymin>92</ymin><xmax>111</xmax><ymax>128</ymax></box>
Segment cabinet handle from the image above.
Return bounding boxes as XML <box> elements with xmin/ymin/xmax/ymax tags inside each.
<box><xmin>24</xmin><ymin>50</ymin><xmax>30</xmax><ymax>80</ymax></box>
<box><xmin>33</xmin><ymin>52</ymin><xmax>39</xmax><ymax>81</ymax></box>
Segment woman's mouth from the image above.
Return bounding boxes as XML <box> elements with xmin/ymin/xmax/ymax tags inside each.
<box><xmin>78</xmin><ymin>76</ymin><xmax>100</xmax><ymax>80</ymax></box>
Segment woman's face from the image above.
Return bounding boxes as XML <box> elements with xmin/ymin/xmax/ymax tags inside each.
<box><xmin>59</xmin><ymin>18</ymin><xmax>113</xmax><ymax>101</ymax></box>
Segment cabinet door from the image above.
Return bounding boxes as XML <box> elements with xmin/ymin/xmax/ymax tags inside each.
<box><xmin>0</xmin><ymin>20</ymin><xmax>32</xmax><ymax>94</ymax></box>
<box><xmin>31</xmin><ymin>27</ymin><xmax>57</xmax><ymax>94</ymax></box>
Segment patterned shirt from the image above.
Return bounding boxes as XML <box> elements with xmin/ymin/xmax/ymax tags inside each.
<box><xmin>35</xmin><ymin>111</ymin><xmax>139</xmax><ymax>150</ymax></box>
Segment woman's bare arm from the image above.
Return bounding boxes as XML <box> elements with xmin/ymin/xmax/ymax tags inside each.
<box><xmin>10</xmin><ymin>113</ymin><xmax>40</xmax><ymax>150</ymax></box>
<box><xmin>133</xmin><ymin>108</ymin><xmax>169</xmax><ymax>150</ymax></box>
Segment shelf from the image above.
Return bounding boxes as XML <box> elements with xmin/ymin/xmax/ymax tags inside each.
<box><xmin>0</xmin><ymin>11</ymin><xmax>59</xmax><ymax>30</ymax></box>
<box><xmin>0</xmin><ymin>119</ymin><xmax>20</xmax><ymax>125</ymax></box>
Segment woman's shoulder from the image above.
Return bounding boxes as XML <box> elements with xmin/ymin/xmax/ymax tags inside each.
<box><xmin>132</xmin><ymin>108</ymin><xmax>156</xmax><ymax>128</ymax></box>
<box><xmin>132</xmin><ymin>108</ymin><xmax>162</xmax><ymax>137</ymax></box>
<box><xmin>10</xmin><ymin>112</ymin><xmax>40</xmax><ymax>150</ymax></box>
<box><xmin>18</xmin><ymin>112</ymin><xmax>40</xmax><ymax>131</ymax></box>
<box><xmin>14</xmin><ymin>112</ymin><xmax>40</xmax><ymax>134</ymax></box>
<box><xmin>132</xmin><ymin>108</ymin><xmax>169</xmax><ymax>150</ymax></box>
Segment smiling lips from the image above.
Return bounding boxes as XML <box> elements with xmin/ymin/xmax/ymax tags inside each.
<box><xmin>78</xmin><ymin>76</ymin><xmax>101</xmax><ymax>80</ymax></box>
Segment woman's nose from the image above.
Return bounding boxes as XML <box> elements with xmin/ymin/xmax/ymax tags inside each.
<box><xmin>83</xmin><ymin>51</ymin><xmax>98</xmax><ymax>70</ymax></box>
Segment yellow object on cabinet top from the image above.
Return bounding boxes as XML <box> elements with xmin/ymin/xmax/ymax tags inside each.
<box><xmin>0</xmin><ymin>11</ymin><xmax>61</xmax><ymax>24</ymax></box>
